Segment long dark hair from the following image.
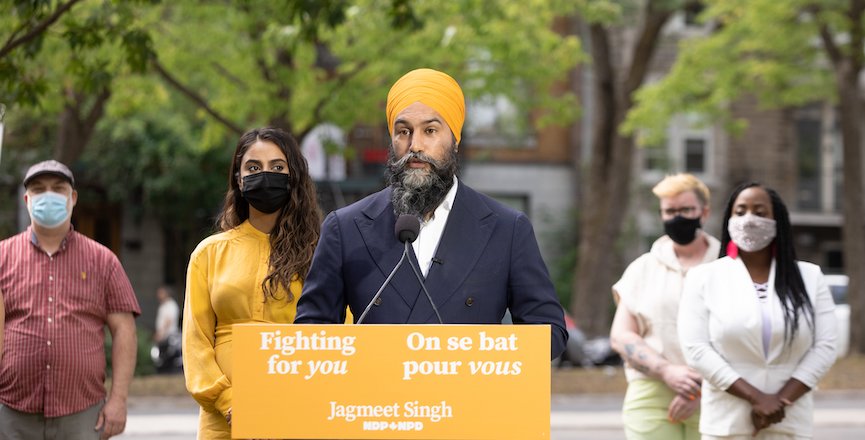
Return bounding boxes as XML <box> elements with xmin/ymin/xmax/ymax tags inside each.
<box><xmin>719</xmin><ymin>182</ymin><xmax>814</xmax><ymax>344</ymax></box>
<box><xmin>215</xmin><ymin>127</ymin><xmax>322</xmax><ymax>302</ymax></box>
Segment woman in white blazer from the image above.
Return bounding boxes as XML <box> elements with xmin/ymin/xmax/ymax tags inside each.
<box><xmin>678</xmin><ymin>183</ymin><xmax>836</xmax><ymax>439</ymax></box>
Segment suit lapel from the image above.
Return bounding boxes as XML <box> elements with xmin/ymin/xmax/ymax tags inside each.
<box><xmin>408</xmin><ymin>182</ymin><xmax>496</xmax><ymax>323</ymax></box>
<box><xmin>355</xmin><ymin>189</ymin><xmax>421</xmax><ymax>309</ymax></box>
<box><xmin>764</xmin><ymin>260</ymin><xmax>787</xmax><ymax>363</ymax></box>
<box><xmin>728</xmin><ymin>257</ymin><xmax>772</xmax><ymax>360</ymax></box>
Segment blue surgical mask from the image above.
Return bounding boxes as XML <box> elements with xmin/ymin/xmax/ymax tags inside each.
<box><xmin>28</xmin><ymin>191</ymin><xmax>70</xmax><ymax>228</ymax></box>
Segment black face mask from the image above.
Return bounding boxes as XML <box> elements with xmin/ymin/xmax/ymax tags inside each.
<box><xmin>241</xmin><ymin>172</ymin><xmax>290</xmax><ymax>214</ymax></box>
<box><xmin>663</xmin><ymin>215</ymin><xmax>701</xmax><ymax>245</ymax></box>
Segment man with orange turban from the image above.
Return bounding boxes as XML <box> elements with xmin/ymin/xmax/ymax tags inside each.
<box><xmin>296</xmin><ymin>68</ymin><xmax>568</xmax><ymax>360</ymax></box>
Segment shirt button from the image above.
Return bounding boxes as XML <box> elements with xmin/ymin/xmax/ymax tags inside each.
<box><xmin>465</xmin><ymin>297</ymin><xmax>474</xmax><ymax>306</ymax></box>
<box><xmin>374</xmin><ymin>297</ymin><xmax>383</xmax><ymax>306</ymax></box>
<box><xmin>47</xmin><ymin>341</ymin><xmax>52</xmax><ymax>346</ymax></box>
<box><xmin>49</xmin><ymin>275</ymin><xmax>54</xmax><ymax>281</ymax></box>
<box><xmin>46</xmin><ymin>365</ymin><xmax>51</xmax><ymax>370</ymax></box>
<box><xmin>47</xmin><ymin>318</ymin><xmax>53</xmax><ymax>323</ymax></box>
<box><xmin>48</xmin><ymin>297</ymin><xmax>54</xmax><ymax>302</ymax></box>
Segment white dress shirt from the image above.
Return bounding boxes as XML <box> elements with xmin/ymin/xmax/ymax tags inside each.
<box><xmin>412</xmin><ymin>176</ymin><xmax>459</xmax><ymax>277</ymax></box>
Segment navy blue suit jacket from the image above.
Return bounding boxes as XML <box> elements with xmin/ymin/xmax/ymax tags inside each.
<box><xmin>295</xmin><ymin>181</ymin><xmax>568</xmax><ymax>359</ymax></box>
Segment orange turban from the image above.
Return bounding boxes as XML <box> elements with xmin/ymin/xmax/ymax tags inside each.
<box><xmin>386</xmin><ymin>68</ymin><xmax>466</xmax><ymax>144</ymax></box>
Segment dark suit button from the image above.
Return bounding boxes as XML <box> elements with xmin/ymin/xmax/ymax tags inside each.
<box><xmin>465</xmin><ymin>297</ymin><xmax>474</xmax><ymax>306</ymax></box>
<box><xmin>374</xmin><ymin>297</ymin><xmax>383</xmax><ymax>306</ymax></box>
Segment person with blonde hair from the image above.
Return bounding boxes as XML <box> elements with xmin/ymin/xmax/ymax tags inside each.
<box><xmin>610</xmin><ymin>173</ymin><xmax>719</xmax><ymax>439</ymax></box>
<box><xmin>295</xmin><ymin>68</ymin><xmax>567</xmax><ymax>359</ymax></box>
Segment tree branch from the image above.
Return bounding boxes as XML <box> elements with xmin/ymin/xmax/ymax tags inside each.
<box><xmin>307</xmin><ymin>61</ymin><xmax>368</xmax><ymax>135</ymax></box>
<box><xmin>589</xmin><ymin>22</ymin><xmax>616</xmax><ymax>172</ymax></box>
<box><xmin>623</xmin><ymin>4</ymin><xmax>674</xmax><ymax>98</ymax></box>
<box><xmin>264</xmin><ymin>47</ymin><xmax>296</xmax><ymax>134</ymax></box>
<box><xmin>84</xmin><ymin>87</ymin><xmax>112</xmax><ymax>130</ymax></box>
<box><xmin>819</xmin><ymin>23</ymin><xmax>843</xmax><ymax>67</ymax></box>
<box><xmin>0</xmin><ymin>0</ymin><xmax>83</xmax><ymax>60</ymax></box>
<box><xmin>210</xmin><ymin>61</ymin><xmax>249</xmax><ymax>90</ymax></box>
<box><xmin>848</xmin><ymin>0</ymin><xmax>865</xmax><ymax>71</ymax></box>
<box><xmin>151</xmin><ymin>57</ymin><xmax>244</xmax><ymax>135</ymax></box>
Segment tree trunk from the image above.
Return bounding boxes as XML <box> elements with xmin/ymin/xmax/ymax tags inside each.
<box><xmin>819</xmin><ymin>0</ymin><xmax>865</xmax><ymax>355</ymax></box>
<box><xmin>569</xmin><ymin>5</ymin><xmax>674</xmax><ymax>337</ymax></box>
<box><xmin>54</xmin><ymin>86</ymin><xmax>111</xmax><ymax>164</ymax></box>
<box><xmin>264</xmin><ymin>48</ymin><xmax>295</xmax><ymax>136</ymax></box>
<box><xmin>571</xmin><ymin>127</ymin><xmax>635</xmax><ymax>336</ymax></box>
<box><xmin>836</xmin><ymin>63</ymin><xmax>865</xmax><ymax>354</ymax></box>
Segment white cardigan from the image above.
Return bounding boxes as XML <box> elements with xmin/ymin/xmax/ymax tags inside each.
<box><xmin>678</xmin><ymin>257</ymin><xmax>837</xmax><ymax>437</ymax></box>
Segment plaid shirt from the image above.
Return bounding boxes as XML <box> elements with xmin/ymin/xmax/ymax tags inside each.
<box><xmin>0</xmin><ymin>227</ymin><xmax>140</xmax><ymax>417</ymax></box>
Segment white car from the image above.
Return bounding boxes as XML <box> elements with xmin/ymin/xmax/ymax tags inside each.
<box><xmin>825</xmin><ymin>274</ymin><xmax>849</xmax><ymax>359</ymax></box>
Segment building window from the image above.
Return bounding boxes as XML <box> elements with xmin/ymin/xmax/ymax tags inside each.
<box><xmin>465</xmin><ymin>95</ymin><xmax>535</xmax><ymax>148</ymax></box>
<box><xmin>488</xmin><ymin>193</ymin><xmax>529</xmax><ymax>217</ymax></box>
<box><xmin>639</xmin><ymin>114</ymin><xmax>714</xmax><ymax>186</ymax></box>
<box><xmin>684</xmin><ymin>138</ymin><xmax>706</xmax><ymax>173</ymax></box>
<box><xmin>826</xmin><ymin>249</ymin><xmax>844</xmax><ymax>271</ymax></box>
<box><xmin>796</xmin><ymin>116</ymin><xmax>821</xmax><ymax>211</ymax></box>
<box><xmin>644</xmin><ymin>145</ymin><xmax>670</xmax><ymax>172</ymax></box>
<box><xmin>794</xmin><ymin>103</ymin><xmax>841</xmax><ymax>213</ymax></box>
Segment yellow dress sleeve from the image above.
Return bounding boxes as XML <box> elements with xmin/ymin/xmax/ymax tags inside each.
<box><xmin>182</xmin><ymin>250</ymin><xmax>232</xmax><ymax>417</ymax></box>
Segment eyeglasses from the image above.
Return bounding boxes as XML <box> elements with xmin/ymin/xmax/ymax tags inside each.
<box><xmin>661</xmin><ymin>206</ymin><xmax>699</xmax><ymax>217</ymax></box>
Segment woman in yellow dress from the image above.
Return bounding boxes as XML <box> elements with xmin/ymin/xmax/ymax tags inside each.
<box><xmin>183</xmin><ymin>127</ymin><xmax>321</xmax><ymax>439</ymax></box>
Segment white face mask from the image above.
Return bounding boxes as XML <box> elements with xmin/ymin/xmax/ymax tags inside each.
<box><xmin>727</xmin><ymin>213</ymin><xmax>777</xmax><ymax>252</ymax></box>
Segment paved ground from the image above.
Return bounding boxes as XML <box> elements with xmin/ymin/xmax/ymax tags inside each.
<box><xmin>550</xmin><ymin>391</ymin><xmax>865</xmax><ymax>440</ymax></box>
<box><xmin>115</xmin><ymin>390</ymin><xmax>865</xmax><ymax>439</ymax></box>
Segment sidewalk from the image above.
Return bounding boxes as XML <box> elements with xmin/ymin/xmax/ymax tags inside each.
<box><xmin>117</xmin><ymin>396</ymin><xmax>198</xmax><ymax>438</ymax></box>
<box><xmin>117</xmin><ymin>390</ymin><xmax>865</xmax><ymax>439</ymax></box>
<box><xmin>550</xmin><ymin>390</ymin><xmax>865</xmax><ymax>440</ymax></box>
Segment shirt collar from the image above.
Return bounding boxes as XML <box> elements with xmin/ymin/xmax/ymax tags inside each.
<box><xmin>239</xmin><ymin>219</ymin><xmax>270</xmax><ymax>240</ymax></box>
<box><xmin>29</xmin><ymin>225</ymin><xmax>74</xmax><ymax>253</ymax></box>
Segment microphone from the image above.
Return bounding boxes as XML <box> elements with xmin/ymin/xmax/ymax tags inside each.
<box><xmin>356</xmin><ymin>215</ymin><xmax>421</xmax><ymax>324</ymax></box>
<box><xmin>395</xmin><ymin>214</ymin><xmax>420</xmax><ymax>243</ymax></box>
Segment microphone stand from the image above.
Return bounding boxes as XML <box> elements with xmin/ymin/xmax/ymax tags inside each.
<box><xmin>356</xmin><ymin>241</ymin><xmax>410</xmax><ymax>324</ymax></box>
<box><xmin>406</xmin><ymin>252</ymin><xmax>444</xmax><ymax>324</ymax></box>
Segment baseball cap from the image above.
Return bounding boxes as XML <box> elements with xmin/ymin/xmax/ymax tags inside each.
<box><xmin>23</xmin><ymin>160</ymin><xmax>75</xmax><ymax>187</ymax></box>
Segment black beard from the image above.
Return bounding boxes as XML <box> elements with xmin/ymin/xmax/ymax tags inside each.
<box><xmin>385</xmin><ymin>146</ymin><xmax>458</xmax><ymax>218</ymax></box>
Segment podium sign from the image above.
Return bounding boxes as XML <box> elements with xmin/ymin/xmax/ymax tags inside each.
<box><xmin>233</xmin><ymin>324</ymin><xmax>550</xmax><ymax>439</ymax></box>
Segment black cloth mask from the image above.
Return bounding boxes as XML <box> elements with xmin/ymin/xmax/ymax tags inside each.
<box><xmin>663</xmin><ymin>215</ymin><xmax>701</xmax><ymax>245</ymax></box>
<box><xmin>241</xmin><ymin>172</ymin><xmax>290</xmax><ymax>214</ymax></box>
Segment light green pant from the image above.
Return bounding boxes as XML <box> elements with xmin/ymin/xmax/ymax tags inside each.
<box><xmin>703</xmin><ymin>434</ymin><xmax>809</xmax><ymax>440</ymax></box>
<box><xmin>622</xmin><ymin>379</ymin><xmax>700</xmax><ymax>440</ymax></box>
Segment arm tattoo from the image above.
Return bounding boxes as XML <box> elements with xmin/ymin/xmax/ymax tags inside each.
<box><xmin>623</xmin><ymin>341</ymin><xmax>655</xmax><ymax>374</ymax></box>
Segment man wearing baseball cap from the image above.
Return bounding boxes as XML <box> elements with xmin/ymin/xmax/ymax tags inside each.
<box><xmin>0</xmin><ymin>159</ymin><xmax>141</xmax><ymax>439</ymax></box>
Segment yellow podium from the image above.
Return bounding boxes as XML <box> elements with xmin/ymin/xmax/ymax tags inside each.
<box><xmin>232</xmin><ymin>324</ymin><xmax>550</xmax><ymax>439</ymax></box>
